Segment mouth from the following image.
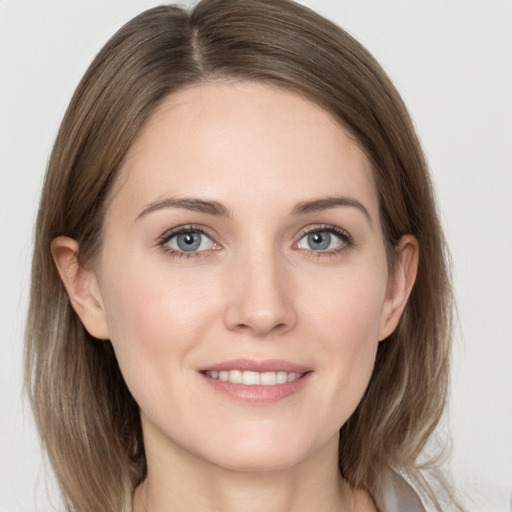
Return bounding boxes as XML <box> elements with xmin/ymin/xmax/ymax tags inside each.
<box><xmin>203</xmin><ymin>369</ymin><xmax>305</xmax><ymax>385</ymax></box>
<box><xmin>199</xmin><ymin>359</ymin><xmax>313</xmax><ymax>403</ymax></box>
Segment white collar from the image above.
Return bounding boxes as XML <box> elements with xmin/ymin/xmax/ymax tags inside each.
<box><xmin>376</xmin><ymin>470</ymin><xmax>429</xmax><ymax>512</ymax></box>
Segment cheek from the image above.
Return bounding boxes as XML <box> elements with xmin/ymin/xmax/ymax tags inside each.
<box><xmin>301</xmin><ymin>262</ymin><xmax>387</xmax><ymax>419</ymax></box>
<box><xmin>99</xmin><ymin>262</ymin><xmax>221</xmax><ymax>402</ymax></box>
<box><xmin>304</xmin><ymin>258</ymin><xmax>388</xmax><ymax>345</ymax></box>
<box><xmin>104</xmin><ymin>260</ymin><xmax>215</xmax><ymax>346</ymax></box>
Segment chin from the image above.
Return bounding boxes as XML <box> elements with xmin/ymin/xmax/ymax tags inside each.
<box><xmin>208</xmin><ymin>448</ymin><xmax>309</xmax><ymax>474</ymax></box>
<box><xmin>192</xmin><ymin>426</ymin><xmax>330</xmax><ymax>474</ymax></box>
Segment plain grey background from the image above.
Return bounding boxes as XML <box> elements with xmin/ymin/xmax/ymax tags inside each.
<box><xmin>1</xmin><ymin>1</ymin><xmax>511</xmax><ymax>510</ymax></box>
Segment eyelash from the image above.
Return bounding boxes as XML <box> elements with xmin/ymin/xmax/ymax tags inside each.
<box><xmin>296</xmin><ymin>224</ymin><xmax>353</xmax><ymax>258</ymax></box>
<box><xmin>157</xmin><ymin>223</ymin><xmax>353</xmax><ymax>260</ymax></box>
<box><xmin>158</xmin><ymin>224</ymin><xmax>216</xmax><ymax>260</ymax></box>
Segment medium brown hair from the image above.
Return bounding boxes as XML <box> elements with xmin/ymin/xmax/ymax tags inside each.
<box><xmin>25</xmin><ymin>1</ymin><xmax>453</xmax><ymax>510</ymax></box>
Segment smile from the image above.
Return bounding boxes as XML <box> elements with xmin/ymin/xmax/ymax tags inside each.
<box><xmin>199</xmin><ymin>359</ymin><xmax>313</xmax><ymax>403</ymax></box>
<box><xmin>204</xmin><ymin>370</ymin><xmax>303</xmax><ymax>386</ymax></box>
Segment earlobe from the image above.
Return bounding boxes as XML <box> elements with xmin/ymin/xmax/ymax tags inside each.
<box><xmin>378</xmin><ymin>235</ymin><xmax>419</xmax><ymax>341</ymax></box>
<box><xmin>51</xmin><ymin>236</ymin><xmax>110</xmax><ymax>340</ymax></box>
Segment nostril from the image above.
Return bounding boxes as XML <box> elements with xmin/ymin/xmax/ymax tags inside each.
<box><xmin>229</xmin><ymin>319</ymin><xmax>290</xmax><ymax>337</ymax></box>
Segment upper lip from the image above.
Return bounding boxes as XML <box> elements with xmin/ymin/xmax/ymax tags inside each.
<box><xmin>199</xmin><ymin>358</ymin><xmax>312</xmax><ymax>374</ymax></box>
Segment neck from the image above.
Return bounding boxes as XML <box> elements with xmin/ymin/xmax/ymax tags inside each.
<box><xmin>133</xmin><ymin>419</ymin><xmax>375</xmax><ymax>512</ymax></box>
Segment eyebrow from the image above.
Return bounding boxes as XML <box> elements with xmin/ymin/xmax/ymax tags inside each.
<box><xmin>136</xmin><ymin>197</ymin><xmax>232</xmax><ymax>220</ymax></box>
<box><xmin>136</xmin><ymin>195</ymin><xmax>372</xmax><ymax>224</ymax></box>
<box><xmin>292</xmin><ymin>196</ymin><xmax>372</xmax><ymax>224</ymax></box>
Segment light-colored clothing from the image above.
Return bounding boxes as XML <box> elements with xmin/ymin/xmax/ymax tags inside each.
<box><xmin>377</xmin><ymin>470</ymin><xmax>427</xmax><ymax>511</ymax></box>
<box><xmin>378</xmin><ymin>470</ymin><xmax>512</xmax><ymax>512</ymax></box>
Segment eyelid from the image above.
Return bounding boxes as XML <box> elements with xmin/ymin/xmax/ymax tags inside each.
<box><xmin>293</xmin><ymin>224</ymin><xmax>353</xmax><ymax>254</ymax></box>
<box><xmin>295</xmin><ymin>224</ymin><xmax>352</xmax><ymax>243</ymax></box>
<box><xmin>158</xmin><ymin>224</ymin><xmax>215</xmax><ymax>244</ymax></box>
<box><xmin>157</xmin><ymin>224</ymin><xmax>221</xmax><ymax>258</ymax></box>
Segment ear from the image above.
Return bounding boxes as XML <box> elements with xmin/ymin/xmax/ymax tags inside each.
<box><xmin>378</xmin><ymin>235</ymin><xmax>419</xmax><ymax>341</ymax></box>
<box><xmin>51</xmin><ymin>236</ymin><xmax>110</xmax><ymax>340</ymax></box>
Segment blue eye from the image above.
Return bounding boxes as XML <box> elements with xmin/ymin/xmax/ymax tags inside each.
<box><xmin>296</xmin><ymin>228</ymin><xmax>348</xmax><ymax>252</ymax></box>
<box><xmin>165</xmin><ymin>230</ymin><xmax>216</xmax><ymax>253</ymax></box>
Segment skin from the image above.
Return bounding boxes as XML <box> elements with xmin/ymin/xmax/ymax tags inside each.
<box><xmin>53</xmin><ymin>81</ymin><xmax>418</xmax><ymax>512</ymax></box>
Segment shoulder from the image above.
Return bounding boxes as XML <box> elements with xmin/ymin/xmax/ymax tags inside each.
<box><xmin>376</xmin><ymin>468</ymin><xmax>460</xmax><ymax>512</ymax></box>
<box><xmin>376</xmin><ymin>470</ymin><xmax>428</xmax><ymax>512</ymax></box>
<box><xmin>377</xmin><ymin>468</ymin><xmax>512</xmax><ymax>512</ymax></box>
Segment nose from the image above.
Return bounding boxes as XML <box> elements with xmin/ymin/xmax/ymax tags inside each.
<box><xmin>223</xmin><ymin>248</ymin><xmax>297</xmax><ymax>337</ymax></box>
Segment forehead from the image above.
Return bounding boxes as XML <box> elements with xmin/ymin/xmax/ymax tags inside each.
<box><xmin>112</xmin><ymin>81</ymin><xmax>378</xmax><ymax>219</ymax></box>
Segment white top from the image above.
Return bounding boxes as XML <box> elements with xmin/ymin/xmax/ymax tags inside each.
<box><xmin>378</xmin><ymin>470</ymin><xmax>512</xmax><ymax>512</ymax></box>
<box><xmin>377</xmin><ymin>470</ymin><xmax>427</xmax><ymax>512</ymax></box>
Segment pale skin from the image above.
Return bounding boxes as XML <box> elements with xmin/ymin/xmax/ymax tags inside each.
<box><xmin>52</xmin><ymin>81</ymin><xmax>418</xmax><ymax>512</ymax></box>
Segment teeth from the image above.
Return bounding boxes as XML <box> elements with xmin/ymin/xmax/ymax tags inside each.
<box><xmin>276</xmin><ymin>371</ymin><xmax>288</xmax><ymax>384</ymax></box>
<box><xmin>242</xmin><ymin>371</ymin><xmax>260</xmax><ymax>385</ymax></box>
<box><xmin>229</xmin><ymin>370</ymin><xmax>242</xmax><ymax>383</ymax></box>
<box><xmin>205</xmin><ymin>370</ymin><xmax>303</xmax><ymax>385</ymax></box>
<box><xmin>260</xmin><ymin>372</ymin><xmax>277</xmax><ymax>385</ymax></box>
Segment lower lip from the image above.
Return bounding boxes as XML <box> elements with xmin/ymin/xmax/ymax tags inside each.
<box><xmin>200</xmin><ymin>372</ymin><xmax>313</xmax><ymax>403</ymax></box>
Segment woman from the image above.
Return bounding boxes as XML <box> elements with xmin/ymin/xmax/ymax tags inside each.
<box><xmin>25</xmin><ymin>0</ymin><xmax>456</xmax><ymax>510</ymax></box>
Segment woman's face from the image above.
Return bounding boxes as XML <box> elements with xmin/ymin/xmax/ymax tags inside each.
<box><xmin>83</xmin><ymin>82</ymin><xmax>411</xmax><ymax>472</ymax></box>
